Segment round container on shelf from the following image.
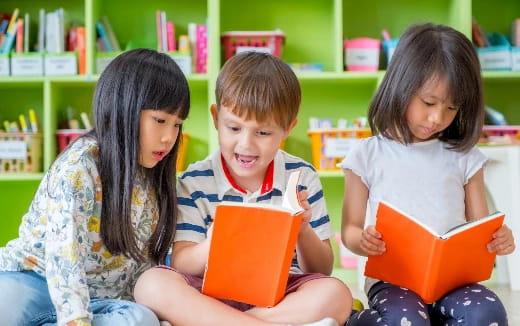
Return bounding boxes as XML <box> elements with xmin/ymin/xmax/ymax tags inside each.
<box><xmin>344</xmin><ymin>37</ymin><xmax>381</xmax><ymax>71</ymax></box>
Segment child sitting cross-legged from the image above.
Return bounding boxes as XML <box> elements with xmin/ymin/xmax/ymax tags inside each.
<box><xmin>134</xmin><ymin>51</ymin><xmax>353</xmax><ymax>326</ymax></box>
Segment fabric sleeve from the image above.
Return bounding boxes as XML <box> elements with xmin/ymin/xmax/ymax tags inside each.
<box><xmin>301</xmin><ymin>168</ymin><xmax>334</xmax><ymax>241</ymax></box>
<box><xmin>464</xmin><ymin>146</ymin><xmax>488</xmax><ymax>185</ymax></box>
<box><xmin>337</xmin><ymin>138</ymin><xmax>370</xmax><ymax>188</ymax></box>
<box><xmin>44</xmin><ymin>159</ymin><xmax>95</xmax><ymax>324</ymax></box>
<box><xmin>174</xmin><ymin>176</ymin><xmax>208</xmax><ymax>243</ymax></box>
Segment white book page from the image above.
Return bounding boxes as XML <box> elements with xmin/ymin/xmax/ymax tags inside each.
<box><xmin>218</xmin><ymin>170</ymin><xmax>303</xmax><ymax>215</ymax></box>
<box><xmin>281</xmin><ymin>170</ymin><xmax>302</xmax><ymax>213</ymax></box>
<box><xmin>441</xmin><ymin>212</ymin><xmax>504</xmax><ymax>239</ymax></box>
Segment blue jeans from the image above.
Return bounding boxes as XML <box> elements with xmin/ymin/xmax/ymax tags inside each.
<box><xmin>0</xmin><ymin>271</ymin><xmax>160</xmax><ymax>326</ymax></box>
<box><xmin>346</xmin><ymin>281</ymin><xmax>508</xmax><ymax>325</ymax></box>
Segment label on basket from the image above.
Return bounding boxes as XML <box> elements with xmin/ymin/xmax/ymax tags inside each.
<box><xmin>236</xmin><ymin>46</ymin><xmax>272</xmax><ymax>55</ymax></box>
<box><xmin>325</xmin><ymin>138</ymin><xmax>359</xmax><ymax>157</ymax></box>
<box><xmin>0</xmin><ymin>140</ymin><xmax>27</xmax><ymax>159</ymax></box>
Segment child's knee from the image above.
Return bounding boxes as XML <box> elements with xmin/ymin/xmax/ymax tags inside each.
<box><xmin>134</xmin><ymin>268</ymin><xmax>184</xmax><ymax>304</ymax></box>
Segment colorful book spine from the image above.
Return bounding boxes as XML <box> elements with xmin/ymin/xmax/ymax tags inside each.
<box><xmin>156</xmin><ymin>10</ymin><xmax>163</xmax><ymax>52</ymax></box>
<box><xmin>167</xmin><ymin>21</ymin><xmax>176</xmax><ymax>51</ymax></box>
<box><xmin>1</xmin><ymin>20</ymin><xmax>18</xmax><ymax>54</ymax></box>
<box><xmin>76</xmin><ymin>26</ymin><xmax>86</xmax><ymax>74</ymax></box>
<box><xmin>15</xmin><ymin>18</ymin><xmax>24</xmax><ymax>53</ymax></box>
<box><xmin>161</xmin><ymin>11</ymin><xmax>167</xmax><ymax>52</ymax></box>
<box><xmin>95</xmin><ymin>21</ymin><xmax>113</xmax><ymax>52</ymax></box>
<box><xmin>1</xmin><ymin>8</ymin><xmax>19</xmax><ymax>53</ymax></box>
<box><xmin>195</xmin><ymin>24</ymin><xmax>207</xmax><ymax>73</ymax></box>
<box><xmin>23</xmin><ymin>13</ymin><xmax>29</xmax><ymax>52</ymax></box>
<box><xmin>101</xmin><ymin>16</ymin><xmax>121</xmax><ymax>52</ymax></box>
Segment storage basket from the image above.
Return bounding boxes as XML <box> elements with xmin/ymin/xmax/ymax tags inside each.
<box><xmin>344</xmin><ymin>38</ymin><xmax>380</xmax><ymax>71</ymax></box>
<box><xmin>0</xmin><ymin>132</ymin><xmax>43</xmax><ymax>173</ymax></box>
<box><xmin>221</xmin><ymin>31</ymin><xmax>285</xmax><ymax>60</ymax></box>
<box><xmin>307</xmin><ymin>128</ymin><xmax>371</xmax><ymax>171</ymax></box>
<box><xmin>56</xmin><ymin>129</ymin><xmax>88</xmax><ymax>153</ymax></box>
<box><xmin>482</xmin><ymin>125</ymin><xmax>520</xmax><ymax>137</ymax></box>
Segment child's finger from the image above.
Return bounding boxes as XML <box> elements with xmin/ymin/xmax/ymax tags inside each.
<box><xmin>361</xmin><ymin>227</ymin><xmax>386</xmax><ymax>255</ymax></box>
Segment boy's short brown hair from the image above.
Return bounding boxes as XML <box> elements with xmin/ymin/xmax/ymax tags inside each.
<box><xmin>215</xmin><ymin>51</ymin><xmax>301</xmax><ymax>130</ymax></box>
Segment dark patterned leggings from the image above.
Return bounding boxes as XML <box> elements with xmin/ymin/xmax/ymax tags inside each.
<box><xmin>346</xmin><ymin>282</ymin><xmax>508</xmax><ymax>325</ymax></box>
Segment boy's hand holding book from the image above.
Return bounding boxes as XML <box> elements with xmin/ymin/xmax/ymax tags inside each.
<box><xmin>296</xmin><ymin>189</ymin><xmax>312</xmax><ymax>228</ymax></box>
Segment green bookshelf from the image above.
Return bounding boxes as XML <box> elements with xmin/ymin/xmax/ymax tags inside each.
<box><xmin>1</xmin><ymin>0</ymin><xmax>520</xmax><ymax>257</ymax></box>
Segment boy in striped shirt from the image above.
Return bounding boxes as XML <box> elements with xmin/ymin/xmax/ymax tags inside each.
<box><xmin>135</xmin><ymin>51</ymin><xmax>353</xmax><ymax>326</ymax></box>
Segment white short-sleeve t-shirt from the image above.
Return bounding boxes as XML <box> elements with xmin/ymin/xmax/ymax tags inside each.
<box><xmin>339</xmin><ymin>135</ymin><xmax>487</xmax><ymax>235</ymax></box>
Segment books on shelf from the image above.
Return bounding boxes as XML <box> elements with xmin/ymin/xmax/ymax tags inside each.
<box><xmin>100</xmin><ymin>16</ymin><xmax>121</xmax><ymax>52</ymax></box>
<box><xmin>365</xmin><ymin>201</ymin><xmax>505</xmax><ymax>303</ymax></box>
<box><xmin>202</xmin><ymin>170</ymin><xmax>304</xmax><ymax>307</ymax></box>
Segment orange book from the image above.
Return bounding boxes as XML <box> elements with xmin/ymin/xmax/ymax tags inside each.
<box><xmin>202</xmin><ymin>170</ymin><xmax>303</xmax><ymax>307</ymax></box>
<box><xmin>76</xmin><ymin>27</ymin><xmax>86</xmax><ymax>75</ymax></box>
<box><xmin>365</xmin><ymin>201</ymin><xmax>505</xmax><ymax>303</ymax></box>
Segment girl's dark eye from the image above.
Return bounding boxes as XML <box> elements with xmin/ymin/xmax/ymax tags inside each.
<box><xmin>155</xmin><ymin>118</ymin><xmax>166</xmax><ymax>123</ymax></box>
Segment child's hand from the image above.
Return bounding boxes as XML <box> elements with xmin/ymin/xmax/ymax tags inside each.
<box><xmin>487</xmin><ymin>224</ymin><xmax>516</xmax><ymax>255</ymax></box>
<box><xmin>361</xmin><ymin>225</ymin><xmax>386</xmax><ymax>256</ymax></box>
<box><xmin>297</xmin><ymin>189</ymin><xmax>312</xmax><ymax>225</ymax></box>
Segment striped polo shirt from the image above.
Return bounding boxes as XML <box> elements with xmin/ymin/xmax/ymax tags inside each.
<box><xmin>175</xmin><ymin>149</ymin><xmax>333</xmax><ymax>273</ymax></box>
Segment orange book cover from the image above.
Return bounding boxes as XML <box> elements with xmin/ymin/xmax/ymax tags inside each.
<box><xmin>365</xmin><ymin>201</ymin><xmax>505</xmax><ymax>303</ymax></box>
<box><xmin>202</xmin><ymin>170</ymin><xmax>303</xmax><ymax>307</ymax></box>
<box><xmin>76</xmin><ymin>27</ymin><xmax>86</xmax><ymax>75</ymax></box>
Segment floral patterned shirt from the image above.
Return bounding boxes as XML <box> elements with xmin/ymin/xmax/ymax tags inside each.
<box><xmin>0</xmin><ymin>137</ymin><xmax>159</xmax><ymax>326</ymax></box>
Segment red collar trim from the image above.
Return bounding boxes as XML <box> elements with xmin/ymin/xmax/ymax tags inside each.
<box><xmin>220</xmin><ymin>154</ymin><xmax>274</xmax><ymax>195</ymax></box>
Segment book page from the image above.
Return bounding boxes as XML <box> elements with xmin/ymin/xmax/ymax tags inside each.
<box><xmin>281</xmin><ymin>170</ymin><xmax>302</xmax><ymax>213</ymax></box>
<box><xmin>441</xmin><ymin>211</ymin><xmax>504</xmax><ymax>239</ymax></box>
<box><xmin>218</xmin><ymin>170</ymin><xmax>303</xmax><ymax>215</ymax></box>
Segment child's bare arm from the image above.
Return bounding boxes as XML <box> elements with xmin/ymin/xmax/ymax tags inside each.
<box><xmin>295</xmin><ymin>189</ymin><xmax>334</xmax><ymax>274</ymax></box>
<box><xmin>171</xmin><ymin>238</ymin><xmax>211</xmax><ymax>277</ymax></box>
<box><xmin>342</xmin><ymin>169</ymin><xmax>385</xmax><ymax>256</ymax></box>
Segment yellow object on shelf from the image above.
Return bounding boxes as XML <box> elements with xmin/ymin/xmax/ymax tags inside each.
<box><xmin>177</xmin><ymin>133</ymin><xmax>189</xmax><ymax>171</ymax></box>
<box><xmin>307</xmin><ymin>128</ymin><xmax>371</xmax><ymax>171</ymax></box>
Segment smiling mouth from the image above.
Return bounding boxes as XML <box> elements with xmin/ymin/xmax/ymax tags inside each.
<box><xmin>235</xmin><ymin>154</ymin><xmax>258</xmax><ymax>167</ymax></box>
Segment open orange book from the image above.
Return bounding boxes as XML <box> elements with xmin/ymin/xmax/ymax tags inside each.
<box><xmin>365</xmin><ymin>201</ymin><xmax>505</xmax><ymax>303</ymax></box>
<box><xmin>201</xmin><ymin>170</ymin><xmax>303</xmax><ymax>307</ymax></box>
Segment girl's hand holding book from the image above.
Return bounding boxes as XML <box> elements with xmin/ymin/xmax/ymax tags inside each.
<box><xmin>361</xmin><ymin>225</ymin><xmax>386</xmax><ymax>256</ymax></box>
<box><xmin>488</xmin><ymin>224</ymin><xmax>516</xmax><ymax>255</ymax></box>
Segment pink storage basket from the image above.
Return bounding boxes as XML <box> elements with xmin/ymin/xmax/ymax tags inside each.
<box><xmin>56</xmin><ymin>129</ymin><xmax>88</xmax><ymax>152</ymax></box>
<box><xmin>344</xmin><ymin>37</ymin><xmax>381</xmax><ymax>71</ymax></box>
<box><xmin>221</xmin><ymin>31</ymin><xmax>285</xmax><ymax>60</ymax></box>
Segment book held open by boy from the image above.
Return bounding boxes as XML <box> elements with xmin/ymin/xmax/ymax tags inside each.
<box><xmin>365</xmin><ymin>201</ymin><xmax>505</xmax><ymax>303</ymax></box>
<box><xmin>202</xmin><ymin>170</ymin><xmax>303</xmax><ymax>307</ymax></box>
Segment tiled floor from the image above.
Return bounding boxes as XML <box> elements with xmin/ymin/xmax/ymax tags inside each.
<box><xmin>333</xmin><ymin>269</ymin><xmax>520</xmax><ymax>324</ymax></box>
<box><xmin>486</xmin><ymin>283</ymin><xmax>520</xmax><ymax>325</ymax></box>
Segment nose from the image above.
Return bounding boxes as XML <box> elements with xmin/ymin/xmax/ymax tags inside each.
<box><xmin>161</xmin><ymin>128</ymin><xmax>178</xmax><ymax>145</ymax></box>
<box><xmin>427</xmin><ymin>108</ymin><xmax>443</xmax><ymax>125</ymax></box>
<box><xmin>237</xmin><ymin>131</ymin><xmax>253</xmax><ymax>149</ymax></box>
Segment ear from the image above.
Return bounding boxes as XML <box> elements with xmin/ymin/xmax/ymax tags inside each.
<box><xmin>210</xmin><ymin>104</ymin><xmax>219</xmax><ymax>129</ymax></box>
<box><xmin>283</xmin><ymin>118</ymin><xmax>298</xmax><ymax>139</ymax></box>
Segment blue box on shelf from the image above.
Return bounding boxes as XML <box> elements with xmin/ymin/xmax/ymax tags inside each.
<box><xmin>512</xmin><ymin>47</ymin><xmax>520</xmax><ymax>71</ymax></box>
<box><xmin>477</xmin><ymin>45</ymin><xmax>512</xmax><ymax>71</ymax></box>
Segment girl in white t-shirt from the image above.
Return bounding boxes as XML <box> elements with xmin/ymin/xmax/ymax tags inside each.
<box><xmin>341</xmin><ymin>23</ymin><xmax>515</xmax><ymax>325</ymax></box>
